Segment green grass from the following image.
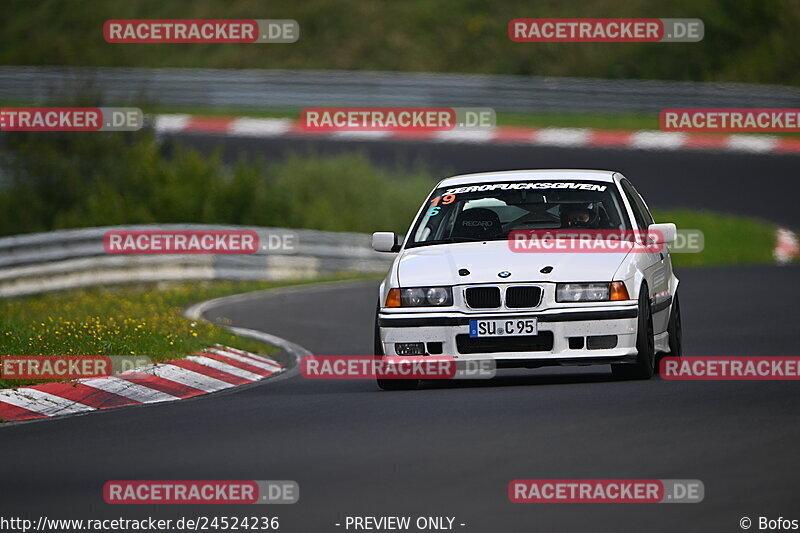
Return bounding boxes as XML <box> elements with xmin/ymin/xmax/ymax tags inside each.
<box><xmin>1</xmin><ymin>0</ymin><xmax>798</xmax><ymax>86</ymax></box>
<box><xmin>653</xmin><ymin>209</ymin><xmax>778</xmax><ymax>267</ymax></box>
<box><xmin>0</xmin><ymin>274</ymin><xmax>375</xmax><ymax>389</ymax></box>
<box><xmin>134</xmin><ymin>105</ymin><xmax>800</xmax><ymax>138</ymax></box>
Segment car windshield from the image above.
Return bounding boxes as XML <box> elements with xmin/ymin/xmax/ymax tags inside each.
<box><xmin>406</xmin><ymin>180</ymin><xmax>631</xmax><ymax>248</ymax></box>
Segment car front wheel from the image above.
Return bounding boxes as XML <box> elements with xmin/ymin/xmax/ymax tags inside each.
<box><xmin>666</xmin><ymin>291</ymin><xmax>682</xmax><ymax>357</ymax></box>
<box><xmin>654</xmin><ymin>291</ymin><xmax>682</xmax><ymax>375</ymax></box>
<box><xmin>612</xmin><ymin>285</ymin><xmax>655</xmax><ymax>380</ymax></box>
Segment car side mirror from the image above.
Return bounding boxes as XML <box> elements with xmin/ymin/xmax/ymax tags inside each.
<box><xmin>647</xmin><ymin>223</ymin><xmax>677</xmax><ymax>244</ymax></box>
<box><xmin>372</xmin><ymin>232</ymin><xmax>401</xmax><ymax>252</ymax></box>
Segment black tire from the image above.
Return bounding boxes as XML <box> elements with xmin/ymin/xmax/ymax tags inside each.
<box><xmin>612</xmin><ymin>285</ymin><xmax>655</xmax><ymax>380</ymax></box>
<box><xmin>653</xmin><ymin>291</ymin><xmax>682</xmax><ymax>375</ymax></box>
<box><xmin>374</xmin><ymin>308</ymin><xmax>419</xmax><ymax>391</ymax></box>
<box><xmin>667</xmin><ymin>292</ymin><xmax>682</xmax><ymax>357</ymax></box>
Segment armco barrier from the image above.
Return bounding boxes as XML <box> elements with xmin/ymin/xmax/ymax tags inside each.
<box><xmin>1</xmin><ymin>66</ymin><xmax>799</xmax><ymax>114</ymax></box>
<box><xmin>0</xmin><ymin>225</ymin><xmax>392</xmax><ymax>297</ymax></box>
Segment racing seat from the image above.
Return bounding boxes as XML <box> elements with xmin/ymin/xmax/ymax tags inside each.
<box><xmin>451</xmin><ymin>208</ymin><xmax>502</xmax><ymax>240</ymax></box>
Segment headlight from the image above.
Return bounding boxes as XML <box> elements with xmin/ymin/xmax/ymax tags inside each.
<box><xmin>403</xmin><ymin>287</ymin><xmax>427</xmax><ymax>306</ymax></box>
<box><xmin>556</xmin><ymin>283</ymin><xmax>610</xmax><ymax>302</ymax></box>
<box><xmin>425</xmin><ymin>287</ymin><xmax>451</xmax><ymax>306</ymax></box>
<box><xmin>386</xmin><ymin>287</ymin><xmax>453</xmax><ymax>307</ymax></box>
<box><xmin>556</xmin><ymin>282</ymin><xmax>630</xmax><ymax>302</ymax></box>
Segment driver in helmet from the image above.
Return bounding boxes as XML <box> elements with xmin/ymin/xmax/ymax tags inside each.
<box><xmin>561</xmin><ymin>203</ymin><xmax>600</xmax><ymax>228</ymax></box>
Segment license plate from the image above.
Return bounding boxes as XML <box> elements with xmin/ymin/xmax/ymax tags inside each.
<box><xmin>469</xmin><ymin>317</ymin><xmax>537</xmax><ymax>338</ymax></box>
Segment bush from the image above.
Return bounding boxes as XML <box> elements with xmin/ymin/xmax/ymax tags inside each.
<box><xmin>0</xmin><ymin>131</ymin><xmax>434</xmax><ymax>235</ymax></box>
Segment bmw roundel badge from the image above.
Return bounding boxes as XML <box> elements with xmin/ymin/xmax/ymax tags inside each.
<box><xmin>498</xmin><ymin>271</ymin><xmax>511</xmax><ymax>278</ymax></box>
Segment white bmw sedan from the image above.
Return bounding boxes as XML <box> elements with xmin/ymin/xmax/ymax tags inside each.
<box><xmin>372</xmin><ymin>170</ymin><xmax>682</xmax><ymax>390</ymax></box>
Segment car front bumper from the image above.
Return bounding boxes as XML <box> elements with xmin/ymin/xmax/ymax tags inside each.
<box><xmin>378</xmin><ymin>305</ymin><xmax>639</xmax><ymax>364</ymax></box>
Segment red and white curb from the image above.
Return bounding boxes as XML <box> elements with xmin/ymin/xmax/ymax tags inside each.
<box><xmin>775</xmin><ymin>228</ymin><xmax>800</xmax><ymax>265</ymax></box>
<box><xmin>154</xmin><ymin>114</ymin><xmax>800</xmax><ymax>155</ymax></box>
<box><xmin>0</xmin><ymin>345</ymin><xmax>284</xmax><ymax>423</ymax></box>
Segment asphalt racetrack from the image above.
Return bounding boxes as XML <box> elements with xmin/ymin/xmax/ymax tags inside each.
<box><xmin>1</xmin><ymin>139</ymin><xmax>799</xmax><ymax>532</ymax></box>
<box><xmin>1</xmin><ymin>265</ymin><xmax>799</xmax><ymax>532</ymax></box>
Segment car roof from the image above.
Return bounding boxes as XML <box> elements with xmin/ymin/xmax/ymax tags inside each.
<box><xmin>436</xmin><ymin>169</ymin><xmax>618</xmax><ymax>188</ymax></box>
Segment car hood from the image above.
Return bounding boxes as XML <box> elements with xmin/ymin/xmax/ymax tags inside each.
<box><xmin>397</xmin><ymin>241</ymin><xmax>630</xmax><ymax>286</ymax></box>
